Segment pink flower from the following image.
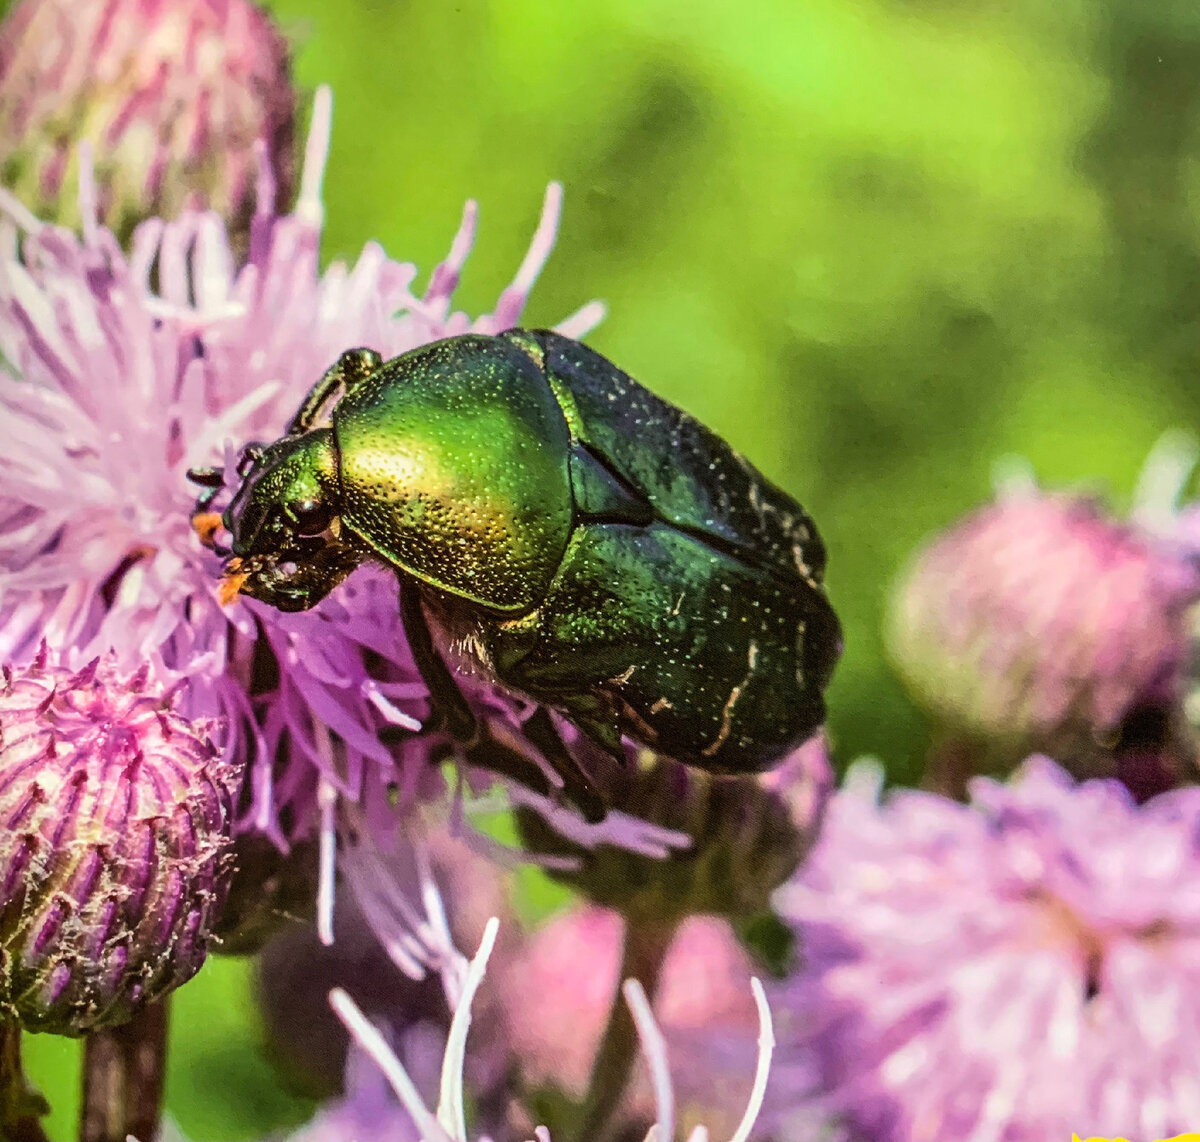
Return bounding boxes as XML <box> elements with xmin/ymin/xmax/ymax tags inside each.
<box><xmin>768</xmin><ymin>756</ymin><xmax>1200</xmax><ymax>1141</ymax></box>
<box><xmin>0</xmin><ymin>0</ymin><xmax>296</xmax><ymax>241</ymax></box>
<box><xmin>282</xmin><ymin>1041</ymin><xmax>424</xmax><ymax>1142</ymax></box>
<box><xmin>516</xmin><ymin>737</ymin><xmax>834</xmax><ymax>926</ymax></box>
<box><xmin>323</xmin><ymin>918</ymin><xmax>777</xmax><ymax>1142</ymax></box>
<box><xmin>501</xmin><ymin>903</ymin><xmax>765</xmax><ymax>1137</ymax></box>
<box><xmin>256</xmin><ymin>828</ymin><xmax>517</xmax><ymax>1102</ymax></box>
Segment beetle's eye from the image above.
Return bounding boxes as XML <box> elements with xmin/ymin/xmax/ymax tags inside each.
<box><xmin>287</xmin><ymin>498</ymin><xmax>333</xmax><ymax>536</ymax></box>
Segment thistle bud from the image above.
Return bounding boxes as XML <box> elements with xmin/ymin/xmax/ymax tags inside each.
<box><xmin>212</xmin><ymin>833</ymin><xmax>318</xmax><ymax>957</ymax></box>
<box><xmin>887</xmin><ymin>492</ymin><xmax>1200</xmax><ymax>787</ymax></box>
<box><xmin>517</xmin><ymin>739</ymin><xmax>831</xmax><ymax>929</ymax></box>
<box><xmin>0</xmin><ymin>652</ymin><xmax>236</xmax><ymax>1034</ymax></box>
<box><xmin>0</xmin><ymin>0</ymin><xmax>296</xmax><ymax>242</ymax></box>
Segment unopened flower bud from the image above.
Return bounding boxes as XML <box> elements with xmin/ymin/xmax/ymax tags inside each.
<box><xmin>0</xmin><ymin>651</ymin><xmax>236</xmax><ymax>1034</ymax></box>
<box><xmin>888</xmin><ymin>492</ymin><xmax>1200</xmax><ymax>785</ymax></box>
<box><xmin>0</xmin><ymin>0</ymin><xmax>296</xmax><ymax>242</ymax></box>
<box><xmin>517</xmin><ymin>739</ymin><xmax>831</xmax><ymax>927</ymax></box>
<box><xmin>213</xmin><ymin>833</ymin><xmax>318</xmax><ymax>957</ymax></box>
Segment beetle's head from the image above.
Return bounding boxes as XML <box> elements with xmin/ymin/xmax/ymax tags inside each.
<box><xmin>220</xmin><ymin>430</ymin><xmax>361</xmax><ymax>611</ymax></box>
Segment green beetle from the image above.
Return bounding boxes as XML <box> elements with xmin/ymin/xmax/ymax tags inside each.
<box><xmin>192</xmin><ymin>330</ymin><xmax>841</xmax><ymax>812</ymax></box>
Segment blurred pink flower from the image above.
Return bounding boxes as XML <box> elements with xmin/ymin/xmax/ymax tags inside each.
<box><xmin>887</xmin><ymin>472</ymin><xmax>1200</xmax><ymax>789</ymax></box>
<box><xmin>516</xmin><ymin>737</ymin><xmax>834</xmax><ymax>930</ymax></box>
<box><xmin>256</xmin><ymin>828</ymin><xmax>517</xmax><ymax>1101</ymax></box>
<box><xmin>768</xmin><ymin>756</ymin><xmax>1200</xmax><ymax>1142</ymax></box>
<box><xmin>0</xmin><ymin>0</ymin><xmax>296</xmax><ymax>240</ymax></box>
<box><xmin>498</xmin><ymin>739</ymin><xmax>834</xmax><ymax>1137</ymax></box>
<box><xmin>282</xmin><ymin>1039</ymin><xmax>424</xmax><ymax>1142</ymax></box>
<box><xmin>501</xmin><ymin>903</ymin><xmax>762</xmax><ymax>1136</ymax></box>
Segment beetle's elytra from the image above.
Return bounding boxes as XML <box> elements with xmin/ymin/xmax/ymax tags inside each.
<box><xmin>192</xmin><ymin>330</ymin><xmax>841</xmax><ymax>808</ymax></box>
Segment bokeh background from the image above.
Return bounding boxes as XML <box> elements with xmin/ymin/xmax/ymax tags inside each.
<box><xmin>9</xmin><ymin>0</ymin><xmax>1200</xmax><ymax>1135</ymax></box>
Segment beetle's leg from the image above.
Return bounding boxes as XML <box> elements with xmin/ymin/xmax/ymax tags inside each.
<box><xmin>520</xmin><ymin>706</ymin><xmax>607</xmax><ymax>824</ymax></box>
<box><xmin>186</xmin><ymin>466</ymin><xmax>225</xmax><ymax>510</ymax></box>
<box><xmin>398</xmin><ymin>583</ymin><xmax>608</xmax><ymax>822</ymax></box>
<box><xmin>399</xmin><ymin>583</ymin><xmax>478</xmax><ymax>742</ymax></box>
<box><xmin>288</xmin><ymin>348</ymin><xmax>383</xmax><ymax>435</ymax></box>
<box><xmin>566</xmin><ymin>707</ymin><xmax>629</xmax><ymax>762</ymax></box>
<box><xmin>397</xmin><ymin>735</ymin><xmax>560</xmax><ymax>803</ymax></box>
<box><xmin>463</xmin><ymin>738</ymin><xmax>556</xmax><ymax>802</ymax></box>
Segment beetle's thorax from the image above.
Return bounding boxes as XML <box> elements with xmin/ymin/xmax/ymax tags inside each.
<box><xmin>330</xmin><ymin>335</ymin><xmax>575</xmax><ymax>615</ymax></box>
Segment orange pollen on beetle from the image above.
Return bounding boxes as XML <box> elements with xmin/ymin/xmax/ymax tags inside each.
<box><xmin>218</xmin><ymin>559</ymin><xmax>250</xmax><ymax>606</ymax></box>
<box><xmin>192</xmin><ymin>511</ymin><xmax>225</xmax><ymax>549</ymax></box>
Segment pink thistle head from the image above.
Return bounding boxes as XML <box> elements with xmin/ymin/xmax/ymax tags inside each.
<box><xmin>887</xmin><ymin>481</ymin><xmax>1200</xmax><ymax>788</ymax></box>
<box><xmin>0</xmin><ymin>650</ymin><xmax>236</xmax><ymax>1034</ymax></box>
<box><xmin>767</xmin><ymin>757</ymin><xmax>1200</xmax><ymax>1142</ymax></box>
<box><xmin>0</xmin><ymin>85</ymin><xmax>622</xmax><ymax>861</ymax></box>
<box><xmin>516</xmin><ymin>736</ymin><xmax>833</xmax><ymax>926</ymax></box>
<box><xmin>0</xmin><ymin>0</ymin><xmax>296</xmax><ymax>242</ymax></box>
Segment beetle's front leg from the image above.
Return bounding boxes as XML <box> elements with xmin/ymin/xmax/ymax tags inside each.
<box><xmin>287</xmin><ymin>348</ymin><xmax>383</xmax><ymax>436</ymax></box>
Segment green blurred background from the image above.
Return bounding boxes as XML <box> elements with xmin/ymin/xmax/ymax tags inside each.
<box><xmin>14</xmin><ymin>0</ymin><xmax>1200</xmax><ymax>1135</ymax></box>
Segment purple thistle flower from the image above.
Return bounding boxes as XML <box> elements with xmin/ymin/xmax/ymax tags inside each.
<box><xmin>0</xmin><ymin>648</ymin><xmax>236</xmax><ymax>1033</ymax></box>
<box><xmin>0</xmin><ymin>0</ymin><xmax>296</xmax><ymax>242</ymax></box>
<box><xmin>887</xmin><ymin>448</ymin><xmax>1200</xmax><ymax>790</ymax></box>
<box><xmin>515</xmin><ymin>737</ymin><xmax>833</xmax><ymax>927</ymax></box>
<box><xmin>0</xmin><ymin>82</ymin><xmax>669</xmax><ymax>896</ymax></box>
<box><xmin>495</xmin><ymin>741</ymin><xmax>832</xmax><ymax>1138</ymax></box>
<box><xmin>768</xmin><ymin>756</ymin><xmax>1200</xmax><ymax>1142</ymax></box>
<box><xmin>280</xmin><ymin>1038</ymin><xmax>425</xmax><ymax>1142</ymax></box>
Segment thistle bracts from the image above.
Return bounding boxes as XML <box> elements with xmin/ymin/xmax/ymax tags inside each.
<box><xmin>0</xmin><ymin>651</ymin><xmax>236</xmax><ymax>1034</ymax></box>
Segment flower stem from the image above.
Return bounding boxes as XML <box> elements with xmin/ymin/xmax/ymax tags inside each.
<box><xmin>0</xmin><ymin>1024</ymin><xmax>48</xmax><ymax>1142</ymax></box>
<box><xmin>921</xmin><ymin>731</ymin><xmax>982</xmax><ymax>800</ymax></box>
<box><xmin>79</xmin><ymin>999</ymin><xmax>169</xmax><ymax>1142</ymax></box>
<box><xmin>577</xmin><ymin>915</ymin><xmax>678</xmax><ymax>1142</ymax></box>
